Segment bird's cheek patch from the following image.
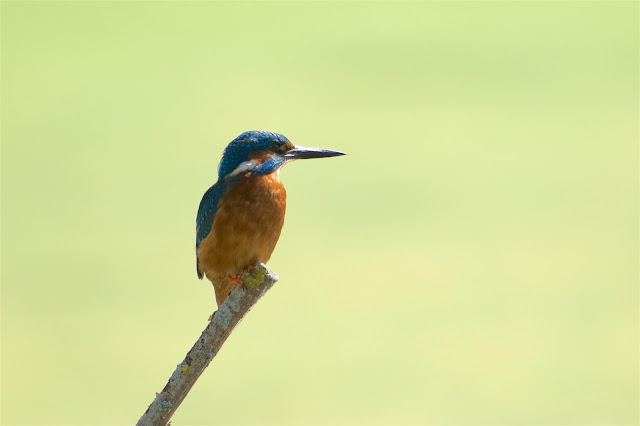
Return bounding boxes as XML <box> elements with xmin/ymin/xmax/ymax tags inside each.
<box><xmin>226</xmin><ymin>160</ymin><xmax>257</xmax><ymax>178</ymax></box>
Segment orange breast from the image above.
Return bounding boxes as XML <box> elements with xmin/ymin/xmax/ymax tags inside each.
<box><xmin>197</xmin><ymin>172</ymin><xmax>287</xmax><ymax>279</ymax></box>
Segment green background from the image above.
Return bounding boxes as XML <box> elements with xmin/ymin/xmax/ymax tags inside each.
<box><xmin>1</xmin><ymin>1</ymin><xmax>637</xmax><ymax>424</ymax></box>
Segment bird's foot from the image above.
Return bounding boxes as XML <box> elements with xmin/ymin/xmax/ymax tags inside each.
<box><xmin>224</xmin><ymin>262</ymin><xmax>269</xmax><ymax>290</ymax></box>
<box><xmin>227</xmin><ymin>274</ymin><xmax>244</xmax><ymax>286</ymax></box>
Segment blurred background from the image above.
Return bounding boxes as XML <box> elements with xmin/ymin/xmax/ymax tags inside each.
<box><xmin>1</xmin><ymin>2</ymin><xmax>637</xmax><ymax>425</ymax></box>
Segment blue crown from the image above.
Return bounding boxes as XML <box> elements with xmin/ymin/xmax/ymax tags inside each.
<box><xmin>218</xmin><ymin>131</ymin><xmax>289</xmax><ymax>179</ymax></box>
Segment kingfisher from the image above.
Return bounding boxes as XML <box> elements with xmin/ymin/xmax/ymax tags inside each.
<box><xmin>196</xmin><ymin>131</ymin><xmax>346</xmax><ymax>306</ymax></box>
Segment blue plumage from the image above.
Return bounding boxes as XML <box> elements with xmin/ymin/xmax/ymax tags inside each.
<box><xmin>218</xmin><ymin>131</ymin><xmax>289</xmax><ymax>179</ymax></box>
<box><xmin>196</xmin><ymin>178</ymin><xmax>232</xmax><ymax>248</ymax></box>
<box><xmin>253</xmin><ymin>155</ymin><xmax>288</xmax><ymax>175</ymax></box>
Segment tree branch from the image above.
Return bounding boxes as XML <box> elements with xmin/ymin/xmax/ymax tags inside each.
<box><xmin>136</xmin><ymin>262</ymin><xmax>279</xmax><ymax>426</ymax></box>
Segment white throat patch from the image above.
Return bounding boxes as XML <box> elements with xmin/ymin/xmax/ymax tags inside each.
<box><xmin>226</xmin><ymin>159</ymin><xmax>258</xmax><ymax>178</ymax></box>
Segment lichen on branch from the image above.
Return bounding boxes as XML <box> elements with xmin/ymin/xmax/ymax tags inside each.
<box><xmin>136</xmin><ymin>262</ymin><xmax>279</xmax><ymax>426</ymax></box>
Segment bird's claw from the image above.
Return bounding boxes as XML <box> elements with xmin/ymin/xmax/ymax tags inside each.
<box><xmin>225</xmin><ymin>262</ymin><xmax>268</xmax><ymax>291</ymax></box>
<box><xmin>227</xmin><ymin>274</ymin><xmax>244</xmax><ymax>286</ymax></box>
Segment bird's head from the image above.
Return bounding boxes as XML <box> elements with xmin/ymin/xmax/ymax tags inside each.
<box><xmin>218</xmin><ymin>130</ymin><xmax>346</xmax><ymax>180</ymax></box>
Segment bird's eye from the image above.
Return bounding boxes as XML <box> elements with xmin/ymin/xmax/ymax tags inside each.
<box><xmin>277</xmin><ymin>144</ymin><xmax>289</xmax><ymax>154</ymax></box>
<box><xmin>270</xmin><ymin>142</ymin><xmax>290</xmax><ymax>154</ymax></box>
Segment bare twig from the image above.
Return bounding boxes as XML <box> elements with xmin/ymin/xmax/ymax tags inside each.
<box><xmin>136</xmin><ymin>262</ymin><xmax>279</xmax><ymax>426</ymax></box>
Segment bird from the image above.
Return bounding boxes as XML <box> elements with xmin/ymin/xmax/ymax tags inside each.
<box><xmin>196</xmin><ymin>130</ymin><xmax>346</xmax><ymax>306</ymax></box>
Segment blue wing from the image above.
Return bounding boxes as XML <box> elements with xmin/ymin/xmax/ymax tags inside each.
<box><xmin>196</xmin><ymin>182</ymin><xmax>224</xmax><ymax>279</ymax></box>
<box><xmin>196</xmin><ymin>182</ymin><xmax>225</xmax><ymax>248</ymax></box>
<box><xmin>196</xmin><ymin>178</ymin><xmax>241</xmax><ymax>278</ymax></box>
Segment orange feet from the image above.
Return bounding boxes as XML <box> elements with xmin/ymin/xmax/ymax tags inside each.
<box><xmin>227</xmin><ymin>274</ymin><xmax>243</xmax><ymax>286</ymax></box>
<box><xmin>227</xmin><ymin>264</ymin><xmax>257</xmax><ymax>286</ymax></box>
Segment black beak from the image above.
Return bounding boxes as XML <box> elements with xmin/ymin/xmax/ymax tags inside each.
<box><xmin>284</xmin><ymin>145</ymin><xmax>347</xmax><ymax>160</ymax></box>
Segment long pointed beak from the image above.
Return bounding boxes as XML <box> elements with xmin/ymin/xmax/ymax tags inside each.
<box><xmin>284</xmin><ymin>145</ymin><xmax>347</xmax><ymax>160</ymax></box>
